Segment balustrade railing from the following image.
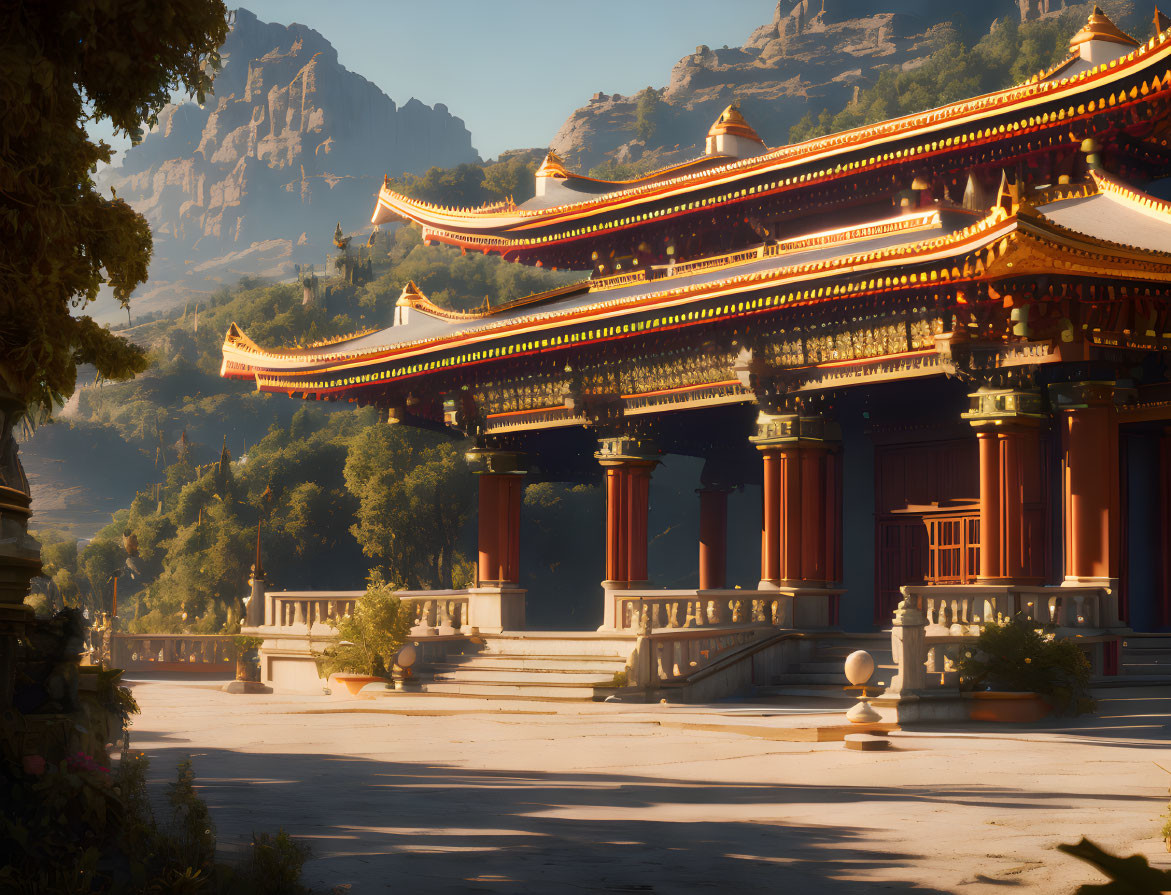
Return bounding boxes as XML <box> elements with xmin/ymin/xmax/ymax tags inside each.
<box><xmin>111</xmin><ymin>634</ymin><xmax>234</xmax><ymax>673</ymax></box>
<box><xmin>902</xmin><ymin>584</ymin><xmax>1108</xmax><ymax>635</ymax></box>
<box><xmin>265</xmin><ymin>591</ymin><xmax>361</xmax><ymax>630</ymax></box>
<box><xmin>888</xmin><ymin>584</ymin><xmax>1117</xmax><ymax>697</ymax></box>
<box><xmin>397</xmin><ymin>590</ymin><xmax>471</xmax><ymax>636</ymax></box>
<box><xmin>612</xmin><ymin>587</ymin><xmax>839</xmax><ymax>633</ymax></box>
<box><xmin>629</xmin><ymin>627</ymin><xmax>762</xmax><ymax>685</ymax></box>
<box><xmin>261</xmin><ymin>589</ymin><xmax>472</xmax><ymax>638</ymax></box>
<box><xmin>614</xmin><ymin>590</ymin><xmax>790</xmax><ymax>632</ymax></box>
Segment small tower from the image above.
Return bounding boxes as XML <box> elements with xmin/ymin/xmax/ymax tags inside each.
<box><xmin>245</xmin><ymin>521</ymin><xmax>266</xmax><ymax>628</ymax></box>
<box><xmin>1069</xmin><ymin>6</ymin><xmax>1138</xmax><ymax>66</ymax></box>
<box><xmin>705</xmin><ymin>104</ymin><xmax>766</xmax><ymax>160</ymax></box>
<box><xmin>395</xmin><ymin>280</ymin><xmax>425</xmax><ymax>326</ymax></box>
<box><xmin>534</xmin><ymin>150</ymin><xmax>570</xmax><ymax>199</ymax></box>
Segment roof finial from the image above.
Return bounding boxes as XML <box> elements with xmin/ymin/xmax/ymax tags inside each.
<box><xmin>1156</xmin><ymin>6</ymin><xmax>1171</xmax><ymax>35</ymax></box>
<box><xmin>536</xmin><ymin>150</ymin><xmax>569</xmax><ymax>180</ymax></box>
<box><xmin>1070</xmin><ymin>5</ymin><xmax>1139</xmax><ymax>52</ymax></box>
<box><xmin>397</xmin><ymin>280</ymin><xmax>425</xmax><ymax>306</ymax></box>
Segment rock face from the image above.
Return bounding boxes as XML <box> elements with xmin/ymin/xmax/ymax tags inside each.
<box><xmin>548</xmin><ymin>0</ymin><xmax>1093</xmax><ymax>173</ymax></box>
<box><xmin>102</xmin><ymin>8</ymin><xmax>478</xmax><ymax>316</ymax></box>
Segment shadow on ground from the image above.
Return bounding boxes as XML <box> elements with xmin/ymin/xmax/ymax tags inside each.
<box><xmin>132</xmin><ymin>744</ymin><xmax>1088</xmax><ymax>894</ymax></box>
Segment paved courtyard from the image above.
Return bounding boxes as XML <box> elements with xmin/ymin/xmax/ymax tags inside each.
<box><xmin>127</xmin><ymin>679</ymin><xmax>1171</xmax><ymax>894</ymax></box>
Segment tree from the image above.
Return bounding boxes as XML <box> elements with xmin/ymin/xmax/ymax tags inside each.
<box><xmin>634</xmin><ymin>87</ymin><xmax>661</xmax><ymax>142</ymax></box>
<box><xmin>344</xmin><ymin>426</ymin><xmax>474</xmax><ymax>588</ymax></box>
<box><xmin>0</xmin><ymin>0</ymin><xmax>230</xmax><ymax>417</ymax></box>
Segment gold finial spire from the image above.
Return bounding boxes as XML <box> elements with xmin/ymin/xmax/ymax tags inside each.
<box><xmin>536</xmin><ymin>150</ymin><xmax>569</xmax><ymax>179</ymax></box>
<box><xmin>397</xmin><ymin>280</ymin><xmax>424</xmax><ymax>306</ymax></box>
<box><xmin>1070</xmin><ymin>5</ymin><xmax>1139</xmax><ymax>51</ymax></box>
<box><xmin>707</xmin><ymin>103</ymin><xmax>764</xmax><ymax>144</ymax></box>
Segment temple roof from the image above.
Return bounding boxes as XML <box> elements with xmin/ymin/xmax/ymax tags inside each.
<box><xmin>371</xmin><ymin>22</ymin><xmax>1171</xmax><ymax>254</ymax></box>
<box><xmin>226</xmin><ymin>173</ymin><xmax>1171</xmax><ymax>390</ymax></box>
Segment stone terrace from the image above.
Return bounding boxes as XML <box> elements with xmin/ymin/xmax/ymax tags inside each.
<box><xmin>127</xmin><ymin>678</ymin><xmax>1171</xmax><ymax>894</ymax></box>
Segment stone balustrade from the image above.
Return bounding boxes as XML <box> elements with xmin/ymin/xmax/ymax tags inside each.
<box><xmin>900</xmin><ymin>583</ymin><xmax>1112</xmax><ymax>636</ymax></box>
<box><xmin>111</xmin><ymin>634</ymin><xmax>234</xmax><ymax>673</ymax></box>
<box><xmin>267</xmin><ymin>591</ymin><xmax>360</xmax><ymax>631</ymax></box>
<box><xmin>611</xmin><ymin>586</ymin><xmax>839</xmax><ymax>633</ymax></box>
<box><xmin>628</xmin><ymin>626</ymin><xmax>763</xmax><ymax>686</ymax></box>
<box><xmin>397</xmin><ymin>590</ymin><xmax>471</xmax><ymax>636</ymax></box>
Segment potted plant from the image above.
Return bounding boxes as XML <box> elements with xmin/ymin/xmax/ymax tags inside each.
<box><xmin>959</xmin><ymin>615</ymin><xmax>1095</xmax><ymax>721</ymax></box>
<box><xmin>316</xmin><ymin>572</ymin><xmax>411</xmax><ymax>696</ymax></box>
<box><xmin>231</xmin><ymin>635</ymin><xmax>263</xmax><ymax>682</ymax></box>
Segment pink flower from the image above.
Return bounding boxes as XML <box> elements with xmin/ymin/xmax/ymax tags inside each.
<box><xmin>22</xmin><ymin>755</ymin><xmax>45</xmax><ymax>776</ymax></box>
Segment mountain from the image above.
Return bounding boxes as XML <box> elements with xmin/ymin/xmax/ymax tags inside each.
<box><xmin>548</xmin><ymin>0</ymin><xmax>1135</xmax><ymax>173</ymax></box>
<box><xmin>98</xmin><ymin>7</ymin><xmax>479</xmax><ymax>320</ymax></box>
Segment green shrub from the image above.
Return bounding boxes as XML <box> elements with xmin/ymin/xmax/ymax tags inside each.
<box><xmin>245</xmin><ymin>830</ymin><xmax>312</xmax><ymax>894</ymax></box>
<box><xmin>958</xmin><ymin>615</ymin><xmax>1095</xmax><ymax>716</ymax></box>
<box><xmin>317</xmin><ymin>570</ymin><xmax>411</xmax><ymax>677</ymax></box>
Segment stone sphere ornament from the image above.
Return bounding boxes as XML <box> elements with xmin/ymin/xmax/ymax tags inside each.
<box><xmin>843</xmin><ymin>650</ymin><xmax>875</xmax><ymax>686</ymax></box>
<box><xmin>395</xmin><ymin>643</ymin><xmax>418</xmax><ymax>670</ymax></box>
<box><xmin>844</xmin><ymin>649</ymin><xmax>882</xmax><ymax>725</ymax></box>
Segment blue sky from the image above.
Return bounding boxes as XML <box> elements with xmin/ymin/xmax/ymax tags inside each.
<box><xmin>97</xmin><ymin>1</ymin><xmax>773</xmax><ymax>161</ymax></box>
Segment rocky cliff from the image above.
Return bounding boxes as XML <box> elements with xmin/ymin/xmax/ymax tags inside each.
<box><xmin>549</xmin><ymin>0</ymin><xmax>1124</xmax><ymax>173</ymax></box>
<box><xmin>101</xmin><ymin>8</ymin><xmax>479</xmax><ymax>317</ymax></box>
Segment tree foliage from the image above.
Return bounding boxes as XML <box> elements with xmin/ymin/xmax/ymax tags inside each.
<box><xmin>385</xmin><ymin>152</ymin><xmax>543</xmax><ymax>209</ymax></box>
<box><xmin>0</xmin><ymin>0</ymin><xmax>230</xmax><ymax>415</ymax></box>
<box><xmin>789</xmin><ymin>14</ymin><xmax>1089</xmax><ymax>145</ymax></box>
<box><xmin>634</xmin><ymin>86</ymin><xmax>661</xmax><ymax>142</ymax></box>
<box><xmin>317</xmin><ymin>571</ymin><xmax>412</xmax><ymax>678</ymax></box>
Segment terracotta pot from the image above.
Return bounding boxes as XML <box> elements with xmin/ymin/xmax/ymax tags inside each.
<box><xmin>332</xmin><ymin>673</ymin><xmax>387</xmax><ymax>696</ymax></box>
<box><xmin>968</xmin><ymin>691</ymin><xmax>1052</xmax><ymax>723</ymax></box>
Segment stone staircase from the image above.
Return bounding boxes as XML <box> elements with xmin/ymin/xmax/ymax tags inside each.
<box><xmin>1119</xmin><ymin>634</ymin><xmax>1171</xmax><ymax>680</ymax></box>
<box><xmin>409</xmin><ymin>631</ymin><xmax>637</xmax><ymax>701</ymax></box>
<box><xmin>757</xmin><ymin>633</ymin><xmax>895</xmax><ymax>701</ymax></box>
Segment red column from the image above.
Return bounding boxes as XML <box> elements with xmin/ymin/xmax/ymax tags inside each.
<box><xmin>603</xmin><ymin>461</ymin><xmax>656</xmax><ymax>585</ymax></box>
<box><xmin>604</xmin><ymin>466</ymin><xmax>625</xmax><ymax>583</ymax></box>
<box><xmin>760</xmin><ymin>449</ymin><xmax>781</xmax><ymax>585</ymax></box>
<box><xmin>1160</xmin><ymin>429</ymin><xmax>1171</xmax><ymax>627</ymax></box>
<box><xmin>698</xmin><ymin>488</ymin><xmax>729</xmax><ymax>590</ymax></box>
<box><xmin>477</xmin><ymin>473</ymin><xmax>523</xmax><ymax>584</ymax></box>
<box><xmin>977</xmin><ymin>429</ymin><xmax>1002</xmax><ymax>581</ymax></box>
<box><xmin>1060</xmin><ymin>394</ymin><xmax>1119</xmax><ymax>581</ymax></box>
<box><xmin>757</xmin><ymin>434</ymin><xmax>842</xmax><ymax>587</ymax></box>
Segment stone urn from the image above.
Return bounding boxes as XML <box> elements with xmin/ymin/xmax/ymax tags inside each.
<box><xmin>968</xmin><ymin>691</ymin><xmax>1052</xmax><ymax>723</ymax></box>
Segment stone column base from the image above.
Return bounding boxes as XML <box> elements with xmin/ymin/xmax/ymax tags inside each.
<box><xmin>467</xmin><ymin>586</ymin><xmax>526</xmax><ymax>634</ymax></box>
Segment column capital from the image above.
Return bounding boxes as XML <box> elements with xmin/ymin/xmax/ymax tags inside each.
<box><xmin>750</xmin><ymin>411</ymin><xmax>841</xmax><ymax>448</ymax></box>
<box><xmin>465</xmin><ymin>448</ymin><xmax>529</xmax><ymax>476</ymax></box>
<box><xmin>594</xmin><ymin>435</ymin><xmax>660</xmax><ymax>466</ymax></box>
<box><xmin>961</xmin><ymin>387</ymin><xmax>1046</xmax><ymax>428</ymax></box>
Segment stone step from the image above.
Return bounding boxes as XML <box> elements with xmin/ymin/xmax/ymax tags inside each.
<box><xmin>1121</xmin><ymin>663</ymin><xmax>1171</xmax><ymax>675</ymax></box>
<box><xmin>1121</xmin><ymin>636</ymin><xmax>1171</xmax><ymax>649</ymax></box>
<box><xmin>436</xmin><ymin>654</ymin><xmax>629</xmax><ymax>672</ymax></box>
<box><xmin>475</xmin><ymin>633</ymin><xmax>636</xmax><ymax>659</ymax></box>
<box><xmin>413</xmin><ymin>680</ymin><xmax>603</xmax><ymax>700</ymax></box>
<box><xmin>429</xmin><ymin>668</ymin><xmax>619</xmax><ymax>684</ymax></box>
<box><xmin>755</xmin><ymin>684</ymin><xmax>856</xmax><ymax>701</ymax></box>
<box><xmin>773</xmin><ymin>672</ymin><xmax>854</xmax><ymax>685</ymax></box>
<box><xmin>1121</xmin><ymin>648</ymin><xmax>1171</xmax><ymax>659</ymax></box>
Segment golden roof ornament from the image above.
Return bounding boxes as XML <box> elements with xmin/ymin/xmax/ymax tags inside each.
<box><xmin>536</xmin><ymin>150</ymin><xmax>569</xmax><ymax>179</ymax></box>
<box><xmin>1070</xmin><ymin>6</ymin><xmax>1139</xmax><ymax>51</ymax></box>
<box><xmin>397</xmin><ymin>280</ymin><xmax>424</xmax><ymax>307</ymax></box>
<box><xmin>707</xmin><ymin>103</ymin><xmax>764</xmax><ymax>144</ymax></box>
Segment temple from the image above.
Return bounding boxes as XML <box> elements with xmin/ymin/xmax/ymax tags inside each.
<box><xmin>224</xmin><ymin>10</ymin><xmax>1171</xmax><ymax>703</ymax></box>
